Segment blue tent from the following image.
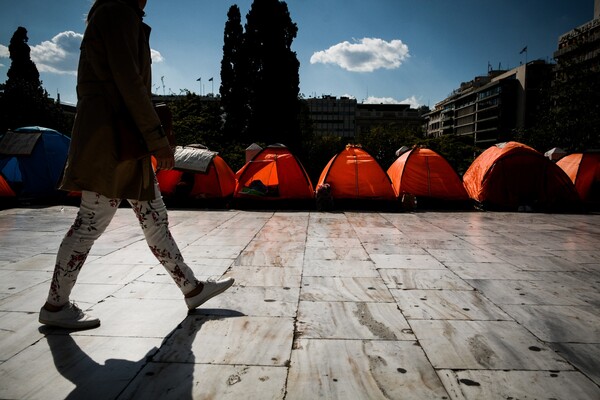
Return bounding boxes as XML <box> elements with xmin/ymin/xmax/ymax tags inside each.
<box><xmin>0</xmin><ymin>126</ymin><xmax>71</xmax><ymax>198</ymax></box>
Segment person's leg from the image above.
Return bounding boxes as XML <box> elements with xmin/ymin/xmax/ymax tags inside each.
<box><xmin>128</xmin><ymin>194</ymin><xmax>199</xmax><ymax>295</ymax></box>
<box><xmin>40</xmin><ymin>191</ymin><xmax>119</xmax><ymax>328</ymax></box>
<box><xmin>128</xmin><ymin>181</ymin><xmax>233</xmax><ymax>309</ymax></box>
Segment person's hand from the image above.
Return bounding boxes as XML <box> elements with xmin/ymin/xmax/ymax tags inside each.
<box><xmin>154</xmin><ymin>145</ymin><xmax>174</xmax><ymax>170</ymax></box>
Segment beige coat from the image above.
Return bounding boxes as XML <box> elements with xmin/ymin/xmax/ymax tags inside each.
<box><xmin>60</xmin><ymin>0</ymin><xmax>169</xmax><ymax>201</ymax></box>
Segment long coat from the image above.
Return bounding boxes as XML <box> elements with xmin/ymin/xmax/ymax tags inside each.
<box><xmin>60</xmin><ymin>0</ymin><xmax>169</xmax><ymax>201</ymax></box>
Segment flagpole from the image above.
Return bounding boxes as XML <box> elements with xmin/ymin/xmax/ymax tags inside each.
<box><xmin>520</xmin><ymin>46</ymin><xmax>528</xmax><ymax>65</ymax></box>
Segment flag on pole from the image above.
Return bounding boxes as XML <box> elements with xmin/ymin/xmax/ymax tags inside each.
<box><xmin>520</xmin><ymin>46</ymin><xmax>527</xmax><ymax>54</ymax></box>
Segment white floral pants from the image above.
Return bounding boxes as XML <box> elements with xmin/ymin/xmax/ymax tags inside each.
<box><xmin>47</xmin><ymin>185</ymin><xmax>198</xmax><ymax>306</ymax></box>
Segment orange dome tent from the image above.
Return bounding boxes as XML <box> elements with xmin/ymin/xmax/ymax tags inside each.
<box><xmin>463</xmin><ymin>141</ymin><xmax>580</xmax><ymax>211</ymax></box>
<box><xmin>317</xmin><ymin>145</ymin><xmax>395</xmax><ymax>201</ymax></box>
<box><xmin>387</xmin><ymin>147</ymin><xmax>469</xmax><ymax>202</ymax></box>
<box><xmin>156</xmin><ymin>154</ymin><xmax>235</xmax><ymax>200</ymax></box>
<box><xmin>234</xmin><ymin>144</ymin><xmax>314</xmax><ymax>200</ymax></box>
<box><xmin>557</xmin><ymin>152</ymin><xmax>600</xmax><ymax>204</ymax></box>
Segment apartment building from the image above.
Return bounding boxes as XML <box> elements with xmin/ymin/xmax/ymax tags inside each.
<box><xmin>553</xmin><ymin>2</ymin><xmax>600</xmax><ymax>72</ymax></box>
<box><xmin>305</xmin><ymin>95</ymin><xmax>357</xmax><ymax>138</ymax></box>
<box><xmin>424</xmin><ymin>61</ymin><xmax>552</xmax><ymax>146</ymax></box>
<box><xmin>305</xmin><ymin>95</ymin><xmax>424</xmax><ymax>138</ymax></box>
<box><xmin>355</xmin><ymin>103</ymin><xmax>422</xmax><ymax>137</ymax></box>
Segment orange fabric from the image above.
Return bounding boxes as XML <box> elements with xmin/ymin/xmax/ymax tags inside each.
<box><xmin>234</xmin><ymin>146</ymin><xmax>314</xmax><ymax>199</ymax></box>
<box><xmin>156</xmin><ymin>155</ymin><xmax>235</xmax><ymax>198</ymax></box>
<box><xmin>387</xmin><ymin>148</ymin><xmax>468</xmax><ymax>200</ymax></box>
<box><xmin>557</xmin><ymin>153</ymin><xmax>600</xmax><ymax>201</ymax></box>
<box><xmin>0</xmin><ymin>175</ymin><xmax>16</xmax><ymax>197</ymax></box>
<box><xmin>317</xmin><ymin>146</ymin><xmax>395</xmax><ymax>200</ymax></box>
<box><xmin>463</xmin><ymin>141</ymin><xmax>579</xmax><ymax>209</ymax></box>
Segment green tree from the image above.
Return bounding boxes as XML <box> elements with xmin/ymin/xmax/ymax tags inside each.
<box><xmin>302</xmin><ymin>134</ymin><xmax>344</xmax><ymax>184</ymax></box>
<box><xmin>0</xmin><ymin>26</ymin><xmax>72</xmax><ymax>134</ymax></box>
<box><xmin>520</xmin><ymin>61</ymin><xmax>600</xmax><ymax>153</ymax></box>
<box><xmin>220</xmin><ymin>5</ymin><xmax>249</xmax><ymax>143</ymax></box>
<box><xmin>243</xmin><ymin>0</ymin><xmax>301</xmax><ymax>151</ymax></box>
<box><xmin>356</xmin><ymin>124</ymin><xmax>421</xmax><ymax>170</ymax></box>
<box><xmin>421</xmin><ymin>135</ymin><xmax>479</xmax><ymax>176</ymax></box>
<box><xmin>168</xmin><ymin>92</ymin><xmax>247</xmax><ymax>172</ymax></box>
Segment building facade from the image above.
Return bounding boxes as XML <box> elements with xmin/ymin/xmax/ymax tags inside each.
<box><xmin>355</xmin><ymin>103</ymin><xmax>422</xmax><ymax>137</ymax></box>
<box><xmin>305</xmin><ymin>95</ymin><xmax>357</xmax><ymax>138</ymax></box>
<box><xmin>424</xmin><ymin>61</ymin><xmax>552</xmax><ymax>147</ymax></box>
<box><xmin>553</xmin><ymin>4</ymin><xmax>600</xmax><ymax>72</ymax></box>
<box><xmin>305</xmin><ymin>96</ymin><xmax>423</xmax><ymax>138</ymax></box>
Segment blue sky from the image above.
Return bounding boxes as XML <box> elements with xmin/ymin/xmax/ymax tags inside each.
<box><xmin>0</xmin><ymin>0</ymin><xmax>594</xmax><ymax>108</ymax></box>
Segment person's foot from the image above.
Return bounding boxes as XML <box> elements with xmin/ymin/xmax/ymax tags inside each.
<box><xmin>39</xmin><ymin>302</ymin><xmax>100</xmax><ymax>330</ymax></box>
<box><xmin>185</xmin><ymin>277</ymin><xmax>235</xmax><ymax>310</ymax></box>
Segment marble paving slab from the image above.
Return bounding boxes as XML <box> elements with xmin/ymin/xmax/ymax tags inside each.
<box><xmin>427</xmin><ymin>248</ymin><xmax>505</xmax><ymax>263</ymax></box>
<box><xmin>300</xmin><ymin>276</ymin><xmax>394</xmax><ymax>302</ymax></box>
<box><xmin>501</xmin><ymin>304</ymin><xmax>600</xmax><ymax>343</ymax></box>
<box><xmin>111</xmin><ymin>281</ymin><xmax>184</xmax><ymax>300</ymax></box>
<box><xmin>297</xmin><ymin>301</ymin><xmax>414</xmax><ymax>340</ymax></box>
<box><xmin>0</xmin><ymin>281</ymin><xmax>115</xmax><ymax>313</ymax></box>
<box><xmin>305</xmin><ymin>237</ymin><xmax>363</xmax><ymax>248</ymax></box>
<box><xmin>392</xmin><ymin>289</ymin><xmax>509</xmax><ymax>320</ymax></box>
<box><xmin>155</xmin><ymin>315</ymin><xmax>294</xmax><ymax>366</ymax></box>
<box><xmin>0</xmin><ymin>311</ymin><xmax>44</xmax><ymax>361</ymax></box>
<box><xmin>468</xmin><ymin>279</ymin><xmax>591</xmax><ymax>306</ymax></box>
<box><xmin>494</xmin><ymin>254</ymin><xmax>580</xmax><ymax>271</ymax></box>
<box><xmin>304</xmin><ymin>245</ymin><xmax>371</xmax><ymax>261</ymax></box>
<box><xmin>443</xmin><ymin>262</ymin><xmax>540</xmax><ymax>280</ymax></box>
<box><xmin>75</xmin><ymin>297</ymin><xmax>190</xmax><ymax>338</ymax></box>
<box><xmin>92</xmin><ymin>243</ymin><xmax>161</xmax><ymax>265</ymax></box>
<box><xmin>379</xmin><ymin>268</ymin><xmax>472</xmax><ymax>290</ymax></box>
<box><xmin>200</xmin><ymin>285</ymin><xmax>299</xmax><ymax>317</ymax></box>
<box><xmin>287</xmin><ymin>339</ymin><xmax>449</xmax><ymax>400</ymax></box>
<box><xmin>0</xmin><ymin>208</ymin><xmax>599</xmax><ymax>399</ymax></box>
<box><xmin>0</xmin><ymin>253</ymin><xmax>57</xmax><ymax>272</ymax></box>
<box><xmin>244</xmin><ymin>239</ymin><xmax>306</xmax><ymax>253</ymax></box>
<box><xmin>549</xmin><ymin>249</ymin><xmax>600</xmax><ymax>263</ymax></box>
<box><xmin>362</xmin><ymin>242</ymin><xmax>429</xmax><ymax>255</ymax></box>
<box><xmin>119</xmin><ymin>363</ymin><xmax>287</xmax><ymax>400</ymax></box>
<box><xmin>182</xmin><ymin>244</ymin><xmax>245</xmax><ymax>259</ymax></box>
<box><xmin>0</xmin><ymin>269</ymin><xmax>51</xmax><ymax>294</ymax></box>
<box><xmin>234</xmin><ymin>249</ymin><xmax>304</xmax><ymax>267</ymax></box>
<box><xmin>302</xmin><ymin>259</ymin><xmax>379</xmax><ymax>277</ymax></box>
<box><xmin>370</xmin><ymin>253</ymin><xmax>447</xmax><ymax>269</ymax></box>
<box><xmin>222</xmin><ymin>266</ymin><xmax>301</xmax><ymax>287</ymax></box>
<box><xmin>437</xmin><ymin>369</ymin><xmax>600</xmax><ymax>400</ymax></box>
<box><xmin>75</xmin><ymin>262</ymin><xmax>153</xmax><ymax>285</ymax></box>
<box><xmin>410</xmin><ymin>320</ymin><xmax>573</xmax><ymax>370</ymax></box>
<box><xmin>0</xmin><ymin>334</ymin><xmax>162</xmax><ymax>400</ymax></box>
<box><xmin>550</xmin><ymin>343</ymin><xmax>600</xmax><ymax>386</ymax></box>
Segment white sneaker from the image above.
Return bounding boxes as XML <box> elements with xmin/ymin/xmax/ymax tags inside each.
<box><xmin>39</xmin><ymin>302</ymin><xmax>100</xmax><ymax>330</ymax></box>
<box><xmin>185</xmin><ymin>277</ymin><xmax>235</xmax><ymax>310</ymax></box>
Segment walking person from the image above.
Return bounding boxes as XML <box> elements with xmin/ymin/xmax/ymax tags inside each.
<box><xmin>39</xmin><ymin>0</ymin><xmax>233</xmax><ymax>330</ymax></box>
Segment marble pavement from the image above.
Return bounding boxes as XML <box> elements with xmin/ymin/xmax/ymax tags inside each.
<box><xmin>0</xmin><ymin>206</ymin><xmax>599</xmax><ymax>399</ymax></box>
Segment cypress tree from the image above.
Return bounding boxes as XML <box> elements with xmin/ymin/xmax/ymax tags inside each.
<box><xmin>220</xmin><ymin>5</ymin><xmax>249</xmax><ymax>143</ymax></box>
<box><xmin>243</xmin><ymin>0</ymin><xmax>301</xmax><ymax>151</ymax></box>
<box><xmin>0</xmin><ymin>26</ymin><xmax>69</xmax><ymax>134</ymax></box>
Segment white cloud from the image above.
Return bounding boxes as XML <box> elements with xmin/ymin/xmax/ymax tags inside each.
<box><xmin>310</xmin><ymin>38</ymin><xmax>409</xmax><ymax>72</ymax></box>
<box><xmin>6</xmin><ymin>31</ymin><xmax>163</xmax><ymax>75</ymax></box>
<box><xmin>151</xmin><ymin>49</ymin><xmax>164</xmax><ymax>63</ymax></box>
<box><xmin>0</xmin><ymin>44</ymin><xmax>8</xmax><ymax>59</ymax></box>
<box><xmin>30</xmin><ymin>31</ymin><xmax>82</xmax><ymax>75</ymax></box>
<box><xmin>364</xmin><ymin>95</ymin><xmax>422</xmax><ymax>108</ymax></box>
